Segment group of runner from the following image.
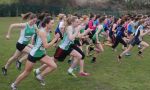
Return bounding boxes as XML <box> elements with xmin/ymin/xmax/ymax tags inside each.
<box><xmin>1</xmin><ymin>12</ymin><xmax>150</xmax><ymax>90</ymax></box>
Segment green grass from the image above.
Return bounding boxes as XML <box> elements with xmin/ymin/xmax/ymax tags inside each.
<box><xmin>0</xmin><ymin>17</ymin><xmax>150</xmax><ymax>90</ymax></box>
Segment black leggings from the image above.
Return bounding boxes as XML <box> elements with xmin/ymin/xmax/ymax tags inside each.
<box><xmin>112</xmin><ymin>37</ymin><xmax>127</xmax><ymax>49</ymax></box>
<box><xmin>109</xmin><ymin>33</ymin><xmax>116</xmax><ymax>44</ymax></box>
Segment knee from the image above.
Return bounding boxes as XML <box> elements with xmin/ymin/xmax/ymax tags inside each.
<box><xmin>146</xmin><ymin>44</ymin><xmax>149</xmax><ymax>47</ymax></box>
<box><xmin>23</xmin><ymin>70</ymin><xmax>31</xmax><ymax>76</ymax></box>
<box><xmin>96</xmin><ymin>48</ymin><xmax>101</xmax><ymax>53</ymax></box>
<box><xmin>101</xmin><ymin>49</ymin><xmax>104</xmax><ymax>52</ymax></box>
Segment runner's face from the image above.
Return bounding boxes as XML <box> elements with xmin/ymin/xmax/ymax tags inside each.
<box><xmin>47</xmin><ymin>20</ymin><xmax>54</xmax><ymax>30</ymax></box>
<box><xmin>30</xmin><ymin>18</ymin><xmax>37</xmax><ymax>25</ymax></box>
<box><xmin>77</xmin><ymin>19</ymin><xmax>82</xmax><ymax>25</ymax></box>
<box><xmin>104</xmin><ymin>19</ymin><xmax>107</xmax><ymax>24</ymax></box>
<box><xmin>117</xmin><ymin>19</ymin><xmax>121</xmax><ymax>24</ymax></box>
<box><xmin>73</xmin><ymin>19</ymin><xmax>78</xmax><ymax>27</ymax></box>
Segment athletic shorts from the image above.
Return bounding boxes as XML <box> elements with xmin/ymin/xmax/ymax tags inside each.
<box><xmin>92</xmin><ymin>39</ymin><xmax>96</xmax><ymax>44</ymax></box>
<box><xmin>54</xmin><ymin>47</ymin><xmax>73</xmax><ymax>62</ymax></box>
<box><xmin>88</xmin><ymin>30</ymin><xmax>95</xmax><ymax>39</ymax></box>
<box><xmin>28</xmin><ymin>54</ymin><xmax>46</xmax><ymax>63</ymax></box>
<box><xmin>130</xmin><ymin>37</ymin><xmax>141</xmax><ymax>46</ymax></box>
<box><xmin>74</xmin><ymin>39</ymin><xmax>82</xmax><ymax>46</ymax></box>
<box><xmin>82</xmin><ymin>40</ymin><xmax>90</xmax><ymax>45</ymax></box>
<box><xmin>16</xmin><ymin>42</ymin><xmax>27</xmax><ymax>52</ymax></box>
<box><xmin>71</xmin><ymin>44</ymin><xmax>85</xmax><ymax>59</ymax></box>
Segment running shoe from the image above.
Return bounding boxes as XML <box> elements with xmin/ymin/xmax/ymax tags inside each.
<box><xmin>11</xmin><ymin>83</ymin><xmax>17</xmax><ymax>90</ymax></box>
<box><xmin>16</xmin><ymin>60</ymin><xmax>22</xmax><ymax>70</ymax></box>
<box><xmin>2</xmin><ymin>67</ymin><xmax>7</xmax><ymax>76</ymax></box>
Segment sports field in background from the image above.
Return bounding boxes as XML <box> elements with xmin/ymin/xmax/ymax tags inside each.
<box><xmin>0</xmin><ymin>17</ymin><xmax>150</xmax><ymax>90</ymax></box>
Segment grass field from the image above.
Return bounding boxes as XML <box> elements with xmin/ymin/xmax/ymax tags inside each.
<box><xmin>0</xmin><ymin>17</ymin><xmax>150</xmax><ymax>90</ymax></box>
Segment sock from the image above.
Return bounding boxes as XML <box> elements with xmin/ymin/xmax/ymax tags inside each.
<box><xmin>36</xmin><ymin>68</ymin><xmax>41</xmax><ymax>74</ymax></box>
<box><xmin>13</xmin><ymin>82</ymin><xmax>17</xmax><ymax>86</ymax></box>
<box><xmin>4</xmin><ymin>65</ymin><xmax>7</xmax><ymax>70</ymax></box>
<box><xmin>68</xmin><ymin>68</ymin><xmax>73</xmax><ymax>73</ymax></box>
<box><xmin>18</xmin><ymin>60</ymin><xmax>21</xmax><ymax>63</ymax></box>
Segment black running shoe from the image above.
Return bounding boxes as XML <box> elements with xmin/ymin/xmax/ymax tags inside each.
<box><xmin>117</xmin><ymin>55</ymin><xmax>122</xmax><ymax>63</ymax></box>
<box><xmin>91</xmin><ymin>57</ymin><xmax>96</xmax><ymax>63</ymax></box>
<box><xmin>2</xmin><ymin>67</ymin><xmax>7</xmax><ymax>76</ymax></box>
<box><xmin>138</xmin><ymin>51</ymin><xmax>143</xmax><ymax>57</ymax></box>
<box><xmin>67</xmin><ymin>60</ymin><xmax>72</xmax><ymax>64</ymax></box>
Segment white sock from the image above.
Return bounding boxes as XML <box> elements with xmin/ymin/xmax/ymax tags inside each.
<box><xmin>11</xmin><ymin>83</ymin><xmax>16</xmax><ymax>87</ymax></box>
<box><xmin>68</xmin><ymin>68</ymin><xmax>73</xmax><ymax>73</ymax></box>
<box><xmin>36</xmin><ymin>68</ymin><xmax>41</xmax><ymax>74</ymax></box>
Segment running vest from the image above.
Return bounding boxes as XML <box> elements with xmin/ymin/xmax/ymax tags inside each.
<box><xmin>116</xmin><ymin>25</ymin><xmax>125</xmax><ymax>38</ymax></box>
<box><xmin>18</xmin><ymin>23</ymin><xmax>35</xmax><ymax>45</ymax></box>
<box><xmin>59</xmin><ymin>26</ymin><xmax>74</xmax><ymax>50</ymax></box>
<box><xmin>92</xmin><ymin>24</ymin><xmax>104</xmax><ymax>41</ymax></box>
<box><xmin>80</xmin><ymin>23</ymin><xmax>86</xmax><ymax>34</ymax></box>
<box><xmin>30</xmin><ymin>28</ymin><xmax>51</xmax><ymax>57</ymax></box>
<box><xmin>134</xmin><ymin>25</ymin><xmax>144</xmax><ymax>39</ymax></box>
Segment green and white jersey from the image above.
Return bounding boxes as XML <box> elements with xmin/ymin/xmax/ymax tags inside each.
<box><xmin>59</xmin><ymin>26</ymin><xmax>74</xmax><ymax>50</ymax></box>
<box><xmin>92</xmin><ymin>24</ymin><xmax>104</xmax><ymax>41</ymax></box>
<box><xmin>18</xmin><ymin>23</ymin><xmax>36</xmax><ymax>45</ymax></box>
<box><xmin>30</xmin><ymin>28</ymin><xmax>51</xmax><ymax>57</ymax></box>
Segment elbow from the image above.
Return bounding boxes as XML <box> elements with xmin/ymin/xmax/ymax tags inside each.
<box><xmin>9</xmin><ymin>25</ymin><xmax>13</xmax><ymax>30</ymax></box>
<box><xmin>10</xmin><ymin>24</ymin><xmax>15</xmax><ymax>29</ymax></box>
<box><xmin>43</xmin><ymin>44</ymin><xmax>49</xmax><ymax>49</ymax></box>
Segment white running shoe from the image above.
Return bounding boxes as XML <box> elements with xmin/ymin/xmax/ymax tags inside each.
<box><xmin>36</xmin><ymin>75</ymin><xmax>46</xmax><ymax>86</ymax></box>
<box><xmin>11</xmin><ymin>83</ymin><xmax>17</xmax><ymax>90</ymax></box>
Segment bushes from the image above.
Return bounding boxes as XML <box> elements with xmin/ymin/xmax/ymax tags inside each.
<box><xmin>0</xmin><ymin>3</ymin><xmax>149</xmax><ymax>17</ymax></box>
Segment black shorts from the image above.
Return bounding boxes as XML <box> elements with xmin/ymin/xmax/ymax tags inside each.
<box><xmin>16</xmin><ymin>42</ymin><xmax>27</xmax><ymax>52</ymax></box>
<box><xmin>92</xmin><ymin>39</ymin><xmax>96</xmax><ymax>44</ymax></box>
<box><xmin>88</xmin><ymin>30</ymin><xmax>95</xmax><ymax>39</ymax></box>
<box><xmin>71</xmin><ymin>45</ymin><xmax>85</xmax><ymax>59</ymax></box>
<box><xmin>74</xmin><ymin>39</ymin><xmax>82</xmax><ymax>46</ymax></box>
<box><xmin>28</xmin><ymin>54</ymin><xmax>46</xmax><ymax>63</ymax></box>
<box><xmin>130</xmin><ymin>37</ymin><xmax>141</xmax><ymax>46</ymax></box>
<box><xmin>54</xmin><ymin>47</ymin><xmax>72</xmax><ymax>62</ymax></box>
<box><xmin>82</xmin><ymin>39</ymin><xmax>90</xmax><ymax>45</ymax></box>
